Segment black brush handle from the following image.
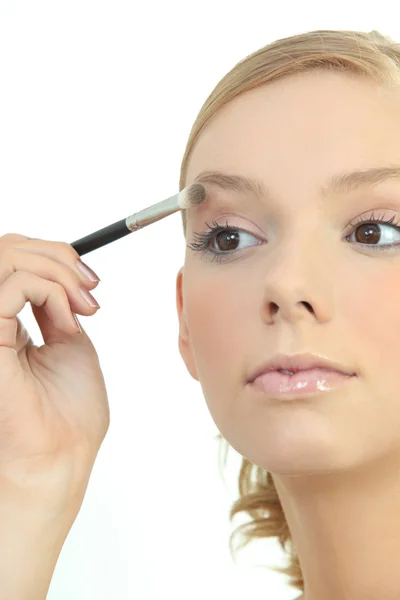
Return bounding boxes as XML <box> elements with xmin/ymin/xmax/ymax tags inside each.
<box><xmin>70</xmin><ymin>218</ymin><xmax>131</xmax><ymax>256</ymax></box>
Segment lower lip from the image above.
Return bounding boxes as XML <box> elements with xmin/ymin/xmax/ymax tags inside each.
<box><xmin>250</xmin><ymin>368</ymin><xmax>355</xmax><ymax>400</ymax></box>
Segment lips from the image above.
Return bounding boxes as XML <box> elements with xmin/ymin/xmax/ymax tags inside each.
<box><xmin>251</xmin><ymin>367</ymin><xmax>354</xmax><ymax>398</ymax></box>
<box><xmin>248</xmin><ymin>353</ymin><xmax>356</xmax><ymax>383</ymax></box>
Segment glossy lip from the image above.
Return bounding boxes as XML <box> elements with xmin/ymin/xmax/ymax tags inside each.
<box><xmin>247</xmin><ymin>352</ymin><xmax>357</xmax><ymax>383</ymax></box>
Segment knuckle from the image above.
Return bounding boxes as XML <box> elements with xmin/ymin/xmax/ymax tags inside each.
<box><xmin>60</xmin><ymin>241</ymin><xmax>80</xmax><ymax>261</ymax></box>
<box><xmin>5</xmin><ymin>270</ymin><xmax>33</xmax><ymax>291</ymax></box>
<box><xmin>0</xmin><ymin>235</ymin><xmax>29</xmax><ymax>265</ymax></box>
<box><xmin>57</xmin><ymin>260</ymin><xmax>84</xmax><ymax>291</ymax></box>
<box><xmin>0</xmin><ymin>247</ymin><xmax>13</xmax><ymax>274</ymax></box>
<box><xmin>0</xmin><ymin>233</ymin><xmax>30</xmax><ymax>244</ymax></box>
<box><xmin>12</xmin><ymin>269</ymin><xmax>28</xmax><ymax>282</ymax></box>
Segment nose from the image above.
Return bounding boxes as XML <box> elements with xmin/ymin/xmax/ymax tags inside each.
<box><xmin>260</xmin><ymin>234</ymin><xmax>332</xmax><ymax>325</ymax></box>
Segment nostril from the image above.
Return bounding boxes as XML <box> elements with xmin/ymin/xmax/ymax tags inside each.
<box><xmin>302</xmin><ymin>301</ymin><xmax>313</xmax><ymax>313</ymax></box>
<box><xmin>270</xmin><ymin>303</ymin><xmax>279</xmax><ymax>316</ymax></box>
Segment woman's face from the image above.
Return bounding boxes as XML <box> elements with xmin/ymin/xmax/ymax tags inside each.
<box><xmin>176</xmin><ymin>70</ymin><xmax>400</xmax><ymax>473</ymax></box>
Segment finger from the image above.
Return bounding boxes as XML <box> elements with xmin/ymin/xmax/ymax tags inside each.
<box><xmin>0</xmin><ymin>247</ymin><xmax>100</xmax><ymax>317</ymax></box>
<box><xmin>8</xmin><ymin>239</ymin><xmax>100</xmax><ymax>288</ymax></box>
<box><xmin>15</xmin><ymin>316</ymin><xmax>35</xmax><ymax>354</ymax></box>
<box><xmin>0</xmin><ymin>271</ymin><xmax>82</xmax><ymax>350</ymax></box>
<box><xmin>31</xmin><ymin>303</ymin><xmax>84</xmax><ymax>345</ymax></box>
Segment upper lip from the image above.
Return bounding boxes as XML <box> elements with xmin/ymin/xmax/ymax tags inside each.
<box><xmin>248</xmin><ymin>352</ymin><xmax>357</xmax><ymax>382</ymax></box>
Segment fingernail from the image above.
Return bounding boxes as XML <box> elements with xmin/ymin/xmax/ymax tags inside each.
<box><xmin>76</xmin><ymin>260</ymin><xmax>100</xmax><ymax>282</ymax></box>
<box><xmin>72</xmin><ymin>313</ymin><xmax>83</xmax><ymax>333</ymax></box>
<box><xmin>79</xmin><ymin>287</ymin><xmax>100</xmax><ymax>308</ymax></box>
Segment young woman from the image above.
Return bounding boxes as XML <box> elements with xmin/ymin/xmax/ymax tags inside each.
<box><xmin>1</xmin><ymin>29</ymin><xmax>400</xmax><ymax>600</ymax></box>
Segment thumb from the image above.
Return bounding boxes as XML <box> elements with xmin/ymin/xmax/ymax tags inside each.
<box><xmin>30</xmin><ymin>304</ymin><xmax>86</xmax><ymax>346</ymax></box>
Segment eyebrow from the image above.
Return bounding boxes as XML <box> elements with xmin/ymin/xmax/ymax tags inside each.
<box><xmin>191</xmin><ymin>166</ymin><xmax>400</xmax><ymax>205</ymax></box>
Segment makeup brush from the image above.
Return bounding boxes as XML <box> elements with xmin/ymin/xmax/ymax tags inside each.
<box><xmin>70</xmin><ymin>183</ymin><xmax>206</xmax><ymax>256</ymax></box>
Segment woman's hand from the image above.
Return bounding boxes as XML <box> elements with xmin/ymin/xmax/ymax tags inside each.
<box><xmin>0</xmin><ymin>233</ymin><xmax>109</xmax><ymax>521</ymax></box>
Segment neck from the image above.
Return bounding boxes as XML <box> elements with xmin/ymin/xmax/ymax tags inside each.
<box><xmin>272</xmin><ymin>449</ymin><xmax>400</xmax><ymax>600</ymax></box>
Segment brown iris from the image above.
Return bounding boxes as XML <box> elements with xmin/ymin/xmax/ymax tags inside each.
<box><xmin>354</xmin><ymin>222</ymin><xmax>381</xmax><ymax>244</ymax></box>
<box><xmin>215</xmin><ymin>230</ymin><xmax>240</xmax><ymax>251</ymax></box>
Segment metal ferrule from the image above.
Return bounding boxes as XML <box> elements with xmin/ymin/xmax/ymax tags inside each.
<box><xmin>125</xmin><ymin>193</ymin><xmax>180</xmax><ymax>231</ymax></box>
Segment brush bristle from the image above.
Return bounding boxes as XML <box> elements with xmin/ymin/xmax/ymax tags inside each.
<box><xmin>178</xmin><ymin>183</ymin><xmax>206</xmax><ymax>209</ymax></box>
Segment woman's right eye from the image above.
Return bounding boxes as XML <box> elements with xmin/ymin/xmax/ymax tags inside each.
<box><xmin>187</xmin><ymin>220</ymin><xmax>263</xmax><ymax>263</ymax></box>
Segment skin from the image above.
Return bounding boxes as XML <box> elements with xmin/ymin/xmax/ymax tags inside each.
<box><xmin>175</xmin><ymin>70</ymin><xmax>400</xmax><ymax>600</ymax></box>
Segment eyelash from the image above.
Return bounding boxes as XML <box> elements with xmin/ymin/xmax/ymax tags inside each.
<box><xmin>187</xmin><ymin>212</ymin><xmax>400</xmax><ymax>264</ymax></box>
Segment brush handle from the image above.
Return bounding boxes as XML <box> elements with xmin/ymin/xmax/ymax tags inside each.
<box><xmin>70</xmin><ymin>193</ymin><xmax>180</xmax><ymax>256</ymax></box>
<box><xmin>70</xmin><ymin>218</ymin><xmax>131</xmax><ymax>256</ymax></box>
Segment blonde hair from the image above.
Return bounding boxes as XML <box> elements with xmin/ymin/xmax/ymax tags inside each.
<box><xmin>178</xmin><ymin>29</ymin><xmax>400</xmax><ymax>593</ymax></box>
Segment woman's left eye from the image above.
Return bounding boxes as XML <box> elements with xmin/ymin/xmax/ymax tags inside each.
<box><xmin>187</xmin><ymin>213</ymin><xmax>400</xmax><ymax>264</ymax></box>
<box><xmin>345</xmin><ymin>213</ymin><xmax>400</xmax><ymax>249</ymax></box>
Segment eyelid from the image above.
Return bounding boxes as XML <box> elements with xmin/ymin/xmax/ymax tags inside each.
<box><xmin>201</xmin><ymin>212</ymin><xmax>266</xmax><ymax>235</ymax></box>
<box><xmin>193</xmin><ymin>205</ymin><xmax>400</xmax><ymax>243</ymax></box>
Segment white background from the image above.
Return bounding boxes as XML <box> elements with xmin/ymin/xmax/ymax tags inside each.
<box><xmin>0</xmin><ymin>2</ymin><xmax>398</xmax><ymax>599</ymax></box>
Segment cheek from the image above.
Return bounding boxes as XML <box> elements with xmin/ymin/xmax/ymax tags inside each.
<box><xmin>345</xmin><ymin>269</ymin><xmax>400</xmax><ymax>375</ymax></box>
<box><xmin>185</xmin><ymin>273</ymin><xmax>251</xmax><ymax>397</ymax></box>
